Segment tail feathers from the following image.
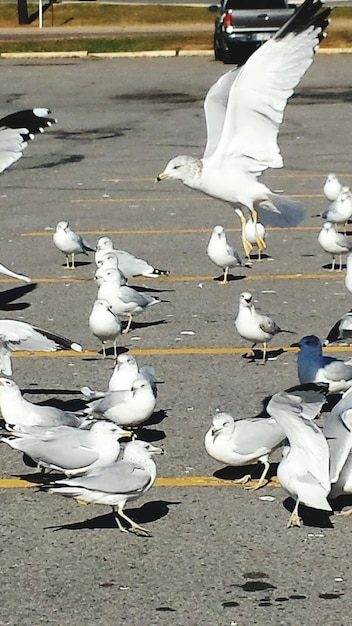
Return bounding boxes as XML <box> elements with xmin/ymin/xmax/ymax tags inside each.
<box><xmin>145</xmin><ymin>268</ymin><xmax>170</xmax><ymax>277</ymax></box>
<box><xmin>258</xmin><ymin>194</ymin><xmax>305</xmax><ymax>227</ymax></box>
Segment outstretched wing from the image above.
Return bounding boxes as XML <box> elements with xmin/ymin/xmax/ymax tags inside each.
<box><xmin>0</xmin><ymin>127</ymin><xmax>30</xmax><ymax>174</ymax></box>
<box><xmin>0</xmin><ymin>108</ymin><xmax>57</xmax><ymax>174</ymax></box>
<box><xmin>203</xmin><ymin>68</ymin><xmax>240</xmax><ymax>159</ymax></box>
<box><xmin>0</xmin><ymin>108</ymin><xmax>57</xmax><ymax>135</ymax></box>
<box><xmin>209</xmin><ymin>0</ymin><xmax>330</xmax><ymax>175</ymax></box>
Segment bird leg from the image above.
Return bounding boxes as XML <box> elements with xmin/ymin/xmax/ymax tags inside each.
<box><xmin>232</xmin><ymin>473</ymin><xmax>252</xmax><ymax>486</ymax></box>
<box><xmin>113</xmin><ymin>340</ymin><xmax>118</xmax><ymax>360</ymax></box>
<box><xmin>65</xmin><ymin>255</ymin><xmax>70</xmax><ymax>269</ymax></box>
<box><xmin>220</xmin><ymin>266</ymin><xmax>229</xmax><ymax>285</ymax></box>
<box><xmin>112</xmin><ymin>507</ymin><xmax>128</xmax><ymax>533</ymax></box>
<box><xmin>330</xmin><ymin>255</ymin><xmax>336</xmax><ymax>272</ymax></box>
<box><xmin>245</xmin><ymin>343</ymin><xmax>256</xmax><ymax>359</ymax></box>
<box><xmin>122</xmin><ymin>315</ymin><xmax>133</xmax><ymax>335</ymax></box>
<box><xmin>102</xmin><ymin>343</ymin><xmax>107</xmax><ymax>359</ymax></box>
<box><xmin>245</xmin><ymin>455</ymin><xmax>270</xmax><ymax>491</ymax></box>
<box><xmin>251</xmin><ymin>209</ymin><xmax>266</xmax><ymax>251</ymax></box>
<box><xmin>338</xmin><ymin>254</ymin><xmax>343</xmax><ymax>272</ymax></box>
<box><xmin>71</xmin><ymin>253</ymin><xmax>75</xmax><ymax>270</ymax></box>
<box><xmin>258</xmin><ymin>342</ymin><xmax>267</xmax><ymax>365</ymax></box>
<box><xmin>237</xmin><ymin>210</ymin><xmax>253</xmax><ymax>258</ymax></box>
<box><xmin>287</xmin><ymin>499</ymin><xmax>301</xmax><ymax>528</ymax></box>
<box><xmin>117</xmin><ymin>506</ymin><xmax>152</xmax><ymax>537</ymax></box>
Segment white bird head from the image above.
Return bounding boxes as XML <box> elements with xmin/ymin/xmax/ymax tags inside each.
<box><xmin>96</xmin><ymin>236</ymin><xmax>114</xmax><ymax>252</ymax></box>
<box><xmin>0</xmin><ymin>378</ymin><xmax>20</xmax><ymax>395</ymax></box>
<box><xmin>123</xmin><ymin>439</ymin><xmax>164</xmax><ymax>461</ymax></box>
<box><xmin>213</xmin><ymin>224</ymin><xmax>225</xmax><ymax>238</ymax></box>
<box><xmin>56</xmin><ymin>220</ymin><xmax>70</xmax><ymax>232</ymax></box>
<box><xmin>117</xmin><ymin>353</ymin><xmax>138</xmax><ymax>368</ymax></box>
<box><xmin>92</xmin><ymin>298</ymin><xmax>112</xmax><ymax>313</ymax></box>
<box><xmin>156</xmin><ymin>155</ymin><xmax>202</xmax><ymax>183</ymax></box>
<box><xmin>98</xmin><ymin>267</ymin><xmax>122</xmax><ymax>284</ymax></box>
<box><xmin>239</xmin><ymin>291</ymin><xmax>253</xmax><ymax>308</ymax></box>
<box><xmin>210</xmin><ymin>412</ymin><xmax>235</xmax><ymax>437</ymax></box>
<box><xmin>96</xmin><ymin>252</ymin><xmax>118</xmax><ymax>269</ymax></box>
<box><xmin>90</xmin><ymin>421</ymin><xmax>132</xmax><ymax>438</ymax></box>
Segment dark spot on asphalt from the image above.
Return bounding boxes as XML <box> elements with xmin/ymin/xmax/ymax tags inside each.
<box><xmin>318</xmin><ymin>593</ymin><xmax>343</xmax><ymax>600</ymax></box>
<box><xmin>114</xmin><ymin>90</ymin><xmax>201</xmax><ymax>104</ymax></box>
<box><xmin>239</xmin><ymin>581</ymin><xmax>277</xmax><ymax>592</ymax></box>
<box><xmin>293</xmin><ymin>88</ymin><xmax>352</xmax><ymax>105</ymax></box>
<box><xmin>222</xmin><ymin>601</ymin><xmax>239</xmax><ymax>608</ymax></box>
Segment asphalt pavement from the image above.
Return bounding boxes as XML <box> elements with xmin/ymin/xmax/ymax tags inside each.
<box><xmin>0</xmin><ymin>54</ymin><xmax>352</xmax><ymax>625</ymax></box>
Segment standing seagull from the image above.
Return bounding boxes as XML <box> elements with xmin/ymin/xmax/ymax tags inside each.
<box><xmin>321</xmin><ymin>187</ymin><xmax>352</xmax><ymax>233</ymax></box>
<box><xmin>205</xmin><ymin>412</ymin><xmax>285</xmax><ymax>490</ymax></box>
<box><xmin>323</xmin><ymin>173</ymin><xmax>342</xmax><ymax>202</ymax></box>
<box><xmin>317</xmin><ymin>221</ymin><xmax>352</xmax><ymax>271</ymax></box>
<box><xmin>95</xmin><ymin>236</ymin><xmax>169</xmax><ymax>278</ymax></box>
<box><xmin>157</xmin><ymin>0</ymin><xmax>330</xmax><ymax>245</ymax></box>
<box><xmin>235</xmin><ymin>291</ymin><xmax>291</xmax><ymax>363</ymax></box>
<box><xmin>88</xmin><ymin>298</ymin><xmax>122</xmax><ymax>359</ymax></box>
<box><xmin>267</xmin><ymin>392</ymin><xmax>331</xmax><ymax>528</ymax></box>
<box><xmin>292</xmin><ymin>335</ymin><xmax>352</xmax><ymax>393</ymax></box>
<box><xmin>53</xmin><ymin>221</ymin><xmax>95</xmax><ymax>269</ymax></box>
<box><xmin>41</xmin><ymin>440</ymin><xmax>164</xmax><ymax>536</ymax></box>
<box><xmin>97</xmin><ymin>268</ymin><xmax>161</xmax><ymax>334</ymax></box>
<box><xmin>206</xmin><ymin>225</ymin><xmax>242</xmax><ymax>284</ymax></box>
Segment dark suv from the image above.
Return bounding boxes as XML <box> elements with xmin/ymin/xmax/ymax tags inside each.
<box><xmin>212</xmin><ymin>0</ymin><xmax>296</xmax><ymax>65</ymax></box>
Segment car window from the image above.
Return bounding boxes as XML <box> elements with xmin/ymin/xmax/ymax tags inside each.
<box><xmin>222</xmin><ymin>0</ymin><xmax>287</xmax><ymax>9</ymax></box>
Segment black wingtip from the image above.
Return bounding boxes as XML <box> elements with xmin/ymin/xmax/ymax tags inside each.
<box><xmin>274</xmin><ymin>0</ymin><xmax>331</xmax><ymax>42</ymax></box>
<box><xmin>0</xmin><ymin>108</ymin><xmax>57</xmax><ymax>135</ymax></box>
<box><xmin>32</xmin><ymin>325</ymin><xmax>83</xmax><ymax>352</ymax></box>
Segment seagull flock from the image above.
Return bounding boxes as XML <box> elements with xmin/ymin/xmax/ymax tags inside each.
<box><xmin>2</xmin><ymin>0</ymin><xmax>352</xmax><ymax>534</ymax></box>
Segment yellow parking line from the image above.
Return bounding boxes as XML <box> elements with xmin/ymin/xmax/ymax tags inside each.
<box><xmin>102</xmin><ymin>173</ymin><xmax>349</xmax><ymax>183</ymax></box>
<box><xmin>0</xmin><ymin>475</ymin><xmax>281</xmax><ymax>489</ymax></box>
<box><xmin>9</xmin><ymin>344</ymin><xmax>352</xmax><ymax>359</ymax></box>
<box><xmin>22</xmin><ymin>224</ymin><xmax>324</xmax><ymax>236</ymax></box>
<box><xmin>0</xmin><ymin>272</ymin><xmax>342</xmax><ymax>284</ymax></box>
<box><xmin>70</xmin><ymin>193</ymin><xmax>322</xmax><ymax>204</ymax></box>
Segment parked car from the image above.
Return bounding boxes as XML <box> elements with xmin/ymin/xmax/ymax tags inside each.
<box><xmin>211</xmin><ymin>0</ymin><xmax>297</xmax><ymax>65</ymax></box>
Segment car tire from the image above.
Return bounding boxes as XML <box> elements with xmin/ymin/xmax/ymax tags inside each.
<box><xmin>213</xmin><ymin>36</ymin><xmax>223</xmax><ymax>62</ymax></box>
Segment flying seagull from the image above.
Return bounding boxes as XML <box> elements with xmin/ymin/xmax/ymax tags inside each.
<box><xmin>157</xmin><ymin>0</ymin><xmax>331</xmax><ymax>249</ymax></box>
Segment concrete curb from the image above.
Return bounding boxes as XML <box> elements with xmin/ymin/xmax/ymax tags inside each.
<box><xmin>0</xmin><ymin>48</ymin><xmax>351</xmax><ymax>59</ymax></box>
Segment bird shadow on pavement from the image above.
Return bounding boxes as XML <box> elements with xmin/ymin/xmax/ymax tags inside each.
<box><xmin>241</xmin><ymin>348</ymin><xmax>286</xmax><ymax>362</ymax></box>
<box><xmin>0</xmin><ymin>282</ymin><xmax>37</xmax><ymax>311</ymax></box>
<box><xmin>329</xmin><ymin>494</ymin><xmax>352</xmax><ymax>514</ymax></box>
<box><xmin>213</xmin><ymin>273</ymin><xmax>247</xmax><ymax>283</ymax></box>
<box><xmin>126</xmin><ymin>318</ymin><xmax>168</xmax><ymax>333</ymax></box>
<box><xmin>130</xmin><ymin>284</ymin><xmax>175</xmax><ymax>295</ymax></box>
<box><xmin>44</xmin><ymin>500</ymin><xmax>180</xmax><ymax>532</ymax></box>
<box><xmin>60</xmin><ymin>260</ymin><xmax>92</xmax><ymax>269</ymax></box>
<box><xmin>322</xmin><ymin>262</ymin><xmax>346</xmax><ymax>271</ymax></box>
<box><xmin>283</xmin><ymin>497</ymin><xmax>334</xmax><ymax>528</ymax></box>
<box><xmin>214</xmin><ymin>462</ymin><xmax>279</xmax><ymax>483</ymax></box>
<box><xmin>20</xmin><ymin>395</ymin><xmax>88</xmax><ymax>413</ymax></box>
